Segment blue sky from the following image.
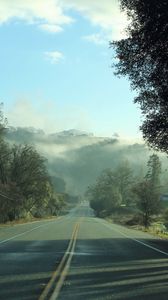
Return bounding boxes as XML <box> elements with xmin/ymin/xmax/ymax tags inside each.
<box><xmin>0</xmin><ymin>0</ymin><xmax>142</xmax><ymax>139</ymax></box>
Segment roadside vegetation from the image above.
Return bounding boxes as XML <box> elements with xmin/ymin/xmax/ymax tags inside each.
<box><xmin>99</xmin><ymin>0</ymin><xmax>168</xmax><ymax>238</ymax></box>
<box><xmin>87</xmin><ymin>155</ymin><xmax>168</xmax><ymax>234</ymax></box>
<box><xmin>0</xmin><ymin>104</ymin><xmax>66</xmax><ymax>223</ymax></box>
<box><xmin>112</xmin><ymin>0</ymin><xmax>168</xmax><ymax>153</ymax></box>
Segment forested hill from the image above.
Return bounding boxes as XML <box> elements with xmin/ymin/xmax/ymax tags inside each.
<box><xmin>5</xmin><ymin>127</ymin><xmax>168</xmax><ymax>195</ymax></box>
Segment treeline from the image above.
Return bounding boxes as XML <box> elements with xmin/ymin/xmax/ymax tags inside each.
<box><xmin>87</xmin><ymin>154</ymin><xmax>164</xmax><ymax>227</ymax></box>
<box><xmin>0</xmin><ymin>106</ymin><xmax>66</xmax><ymax>223</ymax></box>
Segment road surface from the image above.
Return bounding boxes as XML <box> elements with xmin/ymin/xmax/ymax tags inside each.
<box><xmin>0</xmin><ymin>204</ymin><xmax>168</xmax><ymax>300</ymax></box>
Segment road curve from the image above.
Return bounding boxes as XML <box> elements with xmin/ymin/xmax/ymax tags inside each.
<box><xmin>0</xmin><ymin>204</ymin><xmax>168</xmax><ymax>300</ymax></box>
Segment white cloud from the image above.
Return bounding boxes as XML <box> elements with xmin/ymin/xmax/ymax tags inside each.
<box><xmin>83</xmin><ymin>33</ymin><xmax>107</xmax><ymax>45</ymax></box>
<box><xmin>0</xmin><ymin>0</ymin><xmax>72</xmax><ymax>32</ymax></box>
<box><xmin>62</xmin><ymin>0</ymin><xmax>129</xmax><ymax>40</ymax></box>
<box><xmin>0</xmin><ymin>0</ymin><xmax>128</xmax><ymax>40</ymax></box>
<box><xmin>39</xmin><ymin>23</ymin><xmax>63</xmax><ymax>33</ymax></box>
<box><xmin>44</xmin><ymin>51</ymin><xmax>64</xmax><ymax>64</ymax></box>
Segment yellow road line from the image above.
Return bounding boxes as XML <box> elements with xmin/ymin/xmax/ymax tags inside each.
<box><xmin>39</xmin><ymin>221</ymin><xmax>81</xmax><ymax>300</ymax></box>
<box><xmin>49</xmin><ymin>223</ymin><xmax>80</xmax><ymax>300</ymax></box>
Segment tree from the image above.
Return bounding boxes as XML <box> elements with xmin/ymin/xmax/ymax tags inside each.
<box><xmin>112</xmin><ymin>0</ymin><xmax>168</xmax><ymax>152</ymax></box>
<box><xmin>145</xmin><ymin>154</ymin><xmax>161</xmax><ymax>188</ymax></box>
<box><xmin>10</xmin><ymin>144</ymin><xmax>51</xmax><ymax>213</ymax></box>
<box><xmin>114</xmin><ymin>161</ymin><xmax>133</xmax><ymax>205</ymax></box>
<box><xmin>0</xmin><ymin>104</ymin><xmax>10</xmax><ymax>184</ymax></box>
<box><xmin>133</xmin><ymin>154</ymin><xmax>161</xmax><ymax>227</ymax></box>
<box><xmin>0</xmin><ymin>182</ymin><xmax>23</xmax><ymax>222</ymax></box>
<box><xmin>0</xmin><ymin>140</ymin><xmax>11</xmax><ymax>184</ymax></box>
<box><xmin>47</xmin><ymin>193</ymin><xmax>66</xmax><ymax>216</ymax></box>
<box><xmin>0</xmin><ymin>105</ymin><xmax>67</xmax><ymax>222</ymax></box>
<box><xmin>0</xmin><ymin>103</ymin><xmax>7</xmax><ymax>138</ymax></box>
<box><xmin>87</xmin><ymin>169</ymin><xmax>122</xmax><ymax>216</ymax></box>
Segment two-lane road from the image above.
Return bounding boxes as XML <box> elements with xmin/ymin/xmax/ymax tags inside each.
<box><xmin>0</xmin><ymin>205</ymin><xmax>168</xmax><ymax>300</ymax></box>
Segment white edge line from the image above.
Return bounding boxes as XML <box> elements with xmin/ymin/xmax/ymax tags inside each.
<box><xmin>0</xmin><ymin>224</ymin><xmax>48</xmax><ymax>245</ymax></box>
<box><xmin>98</xmin><ymin>219</ymin><xmax>168</xmax><ymax>257</ymax></box>
<box><xmin>0</xmin><ymin>218</ymin><xmax>62</xmax><ymax>246</ymax></box>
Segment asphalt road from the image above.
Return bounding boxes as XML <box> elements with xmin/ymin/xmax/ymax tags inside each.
<box><xmin>0</xmin><ymin>204</ymin><xmax>168</xmax><ymax>300</ymax></box>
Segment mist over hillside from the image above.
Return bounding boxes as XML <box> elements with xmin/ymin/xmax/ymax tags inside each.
<box><xmin>6</xmin><ymin>127</ymin><xmax>168</xmax><ymax>196</ymax></box>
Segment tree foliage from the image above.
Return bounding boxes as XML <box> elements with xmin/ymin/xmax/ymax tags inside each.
<box><xmin>145</xmin><ymin>154</ymin><xmax>161</xmax><ymax>188</ymax></box>
<box><xmin>114</xmin><ymin>161</ymin><xmax>133</xmax><ymax>205</ymax></box>
<box><xmin>0</xmin><ymin>106</ymin><xmax>66</xmax><ymax>222</ymax></box>
<box><xmin>112</xmin><ymin>0</ymin><xmax>168</xmax><ymax>152</ymax></box>
<box><xmin>0</xmin><ymin>103</ymin><xmax>7</xmax><ymax>139</ymax></box>
<box><xmin>133</xmin><ymin>154</ymin><xmax>161</xmax><ymax>227</ymax></box>
<box><xmin>88</xmin><ymin>154</ymin><xmax>162</xmax><ymax>226</ymax></box>
<box><xmin>88</xmin><ymin>173</ymin><xmax>121</xmax><ymax>217</ymax></box>
<box><xmin>87</xmin><ymin>162</ymin><xmax>133</xmax><ymax>216</ymax></box>
<box><xmin>10</xmin><ymin>144</ymin><xmax>50</xmax><ymax>211</ymax></box>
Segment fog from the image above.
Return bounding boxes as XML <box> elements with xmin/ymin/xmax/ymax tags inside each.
<box><xmin>6</xmin><ymin>127</ymin><xmax>168</xmax><ymax>196</ymax></box>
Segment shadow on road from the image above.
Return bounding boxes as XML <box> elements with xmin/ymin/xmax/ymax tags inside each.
<box><xmin>0</xmin><ymin>236</ymin><xmax>168</xmax><ymax>300</ymax></box>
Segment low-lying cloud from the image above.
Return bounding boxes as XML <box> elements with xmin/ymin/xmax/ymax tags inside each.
<box><xmin>6</xmin><ymin>98</ymin><xmax>93</xmax><ymax>134</ymax></box>
<box><xmin>7</xmin><ymin>126</ymin><xmax>167</xmax><ymax>197</ymax></box>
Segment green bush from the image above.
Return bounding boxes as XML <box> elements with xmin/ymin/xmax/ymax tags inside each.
<box><xmin>163</xmin><ymin>208</ymin><xmax>168</xmax><ymax>229</ymax></box>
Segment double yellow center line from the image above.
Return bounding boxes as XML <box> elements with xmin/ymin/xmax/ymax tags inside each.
<box><xmin>39</xmin><ymin>220</ymin><xmax>81</xmax><ymax>300</ymax></box>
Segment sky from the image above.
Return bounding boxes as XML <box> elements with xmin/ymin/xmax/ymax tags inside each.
<box><xmin>0</xmin><ymin>0</ymin><xmax>142</xmax><ymax>139</ymax></box>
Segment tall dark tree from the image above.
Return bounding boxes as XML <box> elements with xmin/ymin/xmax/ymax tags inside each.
<box><xmin>114</xmin><ymin>161</ymin><xmax>133</xmax><ymax>205</ymax></box>
<box><xmin>133</xmin><ymin>154</ymin><xmax>161</xmax><ymax>227</ymax></box>
<box><xmin>0</xmin><ymin>103</ymin><xmax>9</xmax><ymax>184</ymax></box>
<box><xmin>145</xmin><ymin>154</ymin><xmax>161</xmax><ymax>188</ymax></box>
<box><xmin>112</xmin><ymin>0</ymin><xmax>168</xmax><ymax>152</ymax></box>
<box><xmin>0</xmin><ymin>103</ymin><xmax>7</xmax><ymax>138</ymax></box>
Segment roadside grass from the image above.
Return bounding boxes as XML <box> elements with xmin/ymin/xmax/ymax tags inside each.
<box><xmin>106</xmin><ymin>207</ymin><xmax>168</xmax><ymax>240</ymax></box>
<box><xmin>0</xmin><ymin>215</ymin><xmax>58</xmax><ymax>228</ymax></box>
<box><xmin>0</xmin><ymin>203</ymin><xmax>75</xmax><ymax>228</ymax></box>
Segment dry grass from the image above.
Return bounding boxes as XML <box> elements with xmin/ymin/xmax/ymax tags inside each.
<box><xmin>0</xmin><ymin>216</ymin><xmax>57</xmax><ymax>228</ymax></box>
<box><xmin>106</xmin><ymin>211</ymin><xmax>168</xmax><ymax>240</ymax></box>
